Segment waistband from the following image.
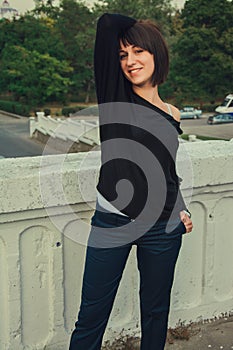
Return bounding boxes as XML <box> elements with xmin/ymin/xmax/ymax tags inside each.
<box><xmin>93</xmin><ymin>202</ymin><xmax>184</xmax><ymax>233</ymax></box>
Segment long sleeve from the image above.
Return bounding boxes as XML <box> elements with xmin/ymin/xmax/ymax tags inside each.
<box><xmin>94</xmin><ymin>14</ymin><xmax>189</xmax><ymax>221</ymax></box>
<box><xmin>94</xmin><ymin>13</ymin><xmax>136</xmax><ymax>104</ymax></box>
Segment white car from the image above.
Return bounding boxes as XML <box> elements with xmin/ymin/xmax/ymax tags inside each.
<box><xmin>180</xmin><ymin>106</ymin><xmax>202</xmax><ymax>119</ymax></box>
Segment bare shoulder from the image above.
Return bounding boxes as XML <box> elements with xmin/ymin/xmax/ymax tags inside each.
<box><xmin>169</xmin><ymin>104</ymin><xmax>181</xmax><ymax>122</ymax></box>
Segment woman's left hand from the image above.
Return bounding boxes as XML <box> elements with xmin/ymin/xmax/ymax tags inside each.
<box><xmin>180</xmin><ymin>211</ymin><xmax>193</xmax><ymax>233</ymax></box>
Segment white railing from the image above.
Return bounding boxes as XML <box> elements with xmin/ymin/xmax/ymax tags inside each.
<box><xmin>0</xmin><ymin>140</ymin><xmax>233</xmax><ymax>349</ymax></box>
<box><xmin>30</xmin><ymin>112</ymin><xmax>100</xmax><ymax>146</ymax></box>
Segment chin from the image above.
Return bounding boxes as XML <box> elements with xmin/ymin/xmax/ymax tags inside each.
<box><xmin>133</xmin><ymin>81</ymin><xmax>151</xmax><ymax>88</ymax></box>
<box><xmin>130</xmin><ymin>78</ymin><xmax>145</xmax><ymax>86</ymax></box>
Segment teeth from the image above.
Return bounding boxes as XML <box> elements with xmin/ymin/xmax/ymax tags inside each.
<box><xmin>130</xmin><ymin>68</ymin><xmax>140</xmax><ymax>73</ymax></box>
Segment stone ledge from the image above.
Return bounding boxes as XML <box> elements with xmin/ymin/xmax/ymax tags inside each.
<box><xmin>1</xmin><ymin>141</ymin><xmax>233</xmax><ymax>214</ymax></box>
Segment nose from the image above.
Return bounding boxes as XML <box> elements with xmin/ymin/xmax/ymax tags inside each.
<box><xmin>126</xmin><ymin>52</ymin><xmax>136</xmax><ymax>67</ymax></box>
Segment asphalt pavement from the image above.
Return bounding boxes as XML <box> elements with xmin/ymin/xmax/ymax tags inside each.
<box><xmin>1</xmin><ymin>112</ymin><xmax>232</xmax><ymax>159</ymax></box>
<box><xmin>0</xmin><ymin>113</ymin><xmax>58</xmax><ymax>158</ymax></box>
<box><xmin>180</xmin><ymin>114</ymin><xmax>233</xmax><ymax>140</ymax></box>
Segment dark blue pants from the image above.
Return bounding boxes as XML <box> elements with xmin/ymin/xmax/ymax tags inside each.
<box><xmin>69</xmin><ymin>207</ymin><xmax>185</xmax><ymax>350</ymax></box>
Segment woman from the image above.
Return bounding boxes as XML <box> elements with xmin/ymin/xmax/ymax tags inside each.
<box><xmin>69</xmin><ymin>13</ymin><xmax>193</xmax><ymax>350</ymax></box>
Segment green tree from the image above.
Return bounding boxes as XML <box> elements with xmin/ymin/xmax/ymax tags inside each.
<box><xmin>0</xmin><ymin>14</ymin><xmax>66</xmax><ymax>61</ymax></box>
<box><xmin>74</xmin><ymin>26</ymin><xmax>96</xmax><ymax>102</ymax></box>
<box><xmin>33</xmin><ymin>0</ymin><xmax>59</xmax><ymax>18</ymax></box>
<box><xmin>171</xmin><ymin>0</ymin><xmax>233</xmax><ymax>104</ymax></box>
<box><xmin>56</xmin><ymin>0</ymin><xmax>96</xmax><ymax>101</ymax></box>
<box><xmin>0</xmin><ymin>45</ymin><xmax>72</xmax><ymax>105</ymax></box>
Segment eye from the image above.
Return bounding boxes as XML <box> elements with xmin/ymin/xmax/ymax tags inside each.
<box><xmin>119</xmin><ymin>53</ymin><xmax>127</xmax><ymax>60</ymax></box>
<box><xmin>135</xmin><ymin>48</ymin><xmax>144</xmax><ymax>54</ymax></box>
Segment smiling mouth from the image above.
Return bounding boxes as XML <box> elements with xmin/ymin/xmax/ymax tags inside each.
<box><xmin>128</xmin><ymin>68</ymin><xmax>142</xmax><ymax>74</ymax></box>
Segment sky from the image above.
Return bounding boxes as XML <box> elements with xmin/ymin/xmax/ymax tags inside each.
<box><xmin>5</xmin><ymin>0</ymin><xmax>186</xmax><ymax>14</ymax></box>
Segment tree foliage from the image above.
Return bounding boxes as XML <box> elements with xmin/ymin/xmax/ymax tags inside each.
<box><xmin>55</xmin><ymin>0</ymin><xmax>96</xmax><ymax>101</ymax></box>
<box><xmin>170</xmin><ymin>0</ymin><xmax>233</xmax><ymax>104</ymax></box>
<box><xmin>0</xmin><ymin>13</ymin><xmax>70</xmax><ymax>105</ymax></box>
<box><xmin>0</xmin><ymin>0</ymin><xmax>232</xmax><ymax>109</ymax></box>
<box><xmin>0</xmin><ymin>45</ymin><xmax>72</xmax><ymax>104</ymax></box>
<box><xmin>33</xmin><ymin>0</ymin><xmax>60</xmax><ymax>18</ymax></box>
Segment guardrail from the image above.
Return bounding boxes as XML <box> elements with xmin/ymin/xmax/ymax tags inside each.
<box><xmin>30</xmin><ymin>112</ymin><xmax>100</xmax><ymax>147</ymax></box>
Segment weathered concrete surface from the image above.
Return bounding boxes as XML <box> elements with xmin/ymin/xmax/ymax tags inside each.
<box><xmin>165</xmin><ymin>316</ymin><xmax>233</xmax><ymax>350</ymax></box>
<box><xmin>122</xmin><ymin>316</ymin><xmax>233</xmax><ymax>350</ymax></box>
<box><xmin>0</xmin><ymin>140</ymin><xmax>233</xmax><ymax>349</ymax></box>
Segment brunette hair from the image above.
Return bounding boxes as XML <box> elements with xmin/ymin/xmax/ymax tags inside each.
<box><xmin>119</xmin><ymin>20</ymin><xmax>169</xmax><ymax>86</ymax></box>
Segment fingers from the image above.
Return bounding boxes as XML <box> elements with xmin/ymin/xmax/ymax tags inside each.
<box><xmin>184</xmin><ymin>218</ymin><xmax>193</xmax><ymax>233</ymax></box>
<box><xmin>180</xmin><ymin>211</ymin><xmax>193</xmax><ymax>234</ymax></box>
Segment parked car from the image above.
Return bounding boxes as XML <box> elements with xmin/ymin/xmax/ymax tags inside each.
<box><xmin>180</xmin><ymin>106</ymin><xmax>202</xmax><ymax>119</ymax></box>
<box><xmin>207</xmin><ymin>113</ymin><xmax>233</xmax><ymax>125</ymax></box>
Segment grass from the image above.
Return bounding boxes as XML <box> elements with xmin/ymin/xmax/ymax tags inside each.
<box><xmin>180</xmin><ymin>134</ymin><xmax>229</xmax><ymax>141</ymax></box>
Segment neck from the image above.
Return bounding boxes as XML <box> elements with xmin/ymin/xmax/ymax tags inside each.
<box><xmin>133</xmin><ymin>85</ymin><xmax>162</xmax><ymax>106</ymax></box>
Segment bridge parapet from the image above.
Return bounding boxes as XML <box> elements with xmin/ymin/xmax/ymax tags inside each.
<box><xmin>0</xmin><ymin>140</ymin><xmax>233</xmax><ymax>349</ymax></box>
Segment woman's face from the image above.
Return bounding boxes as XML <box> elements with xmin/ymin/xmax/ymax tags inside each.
<box><xmin>119</xmin><ymin>41</ymin><xmax>155</xmax><ymax>88</ymax></box>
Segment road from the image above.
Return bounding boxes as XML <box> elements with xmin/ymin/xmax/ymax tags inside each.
<box><xmin>180</xmin><ymin>113</ymin><xmax>233</xmax><ymax>140</ymax></box>
<box><xmin>0</xmin><ymin>113</ymin><xmax>232</xmax><ymax>158</ymax></box>
<box><xmin>0</xmin><ymin>114</ymin><xmax>58</xmax><ymax>158</ymax></box>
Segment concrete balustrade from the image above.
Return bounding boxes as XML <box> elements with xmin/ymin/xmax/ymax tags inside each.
<box><xmin>30</xmin><ymin>112</ymin><xmax>100</xmax><ymax>146</ymax></box>
<box><xmin>0</xmin><ymin>140</ymin><xmax>233</xmax><ymax>349</ymax></box>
